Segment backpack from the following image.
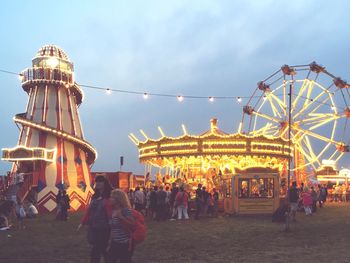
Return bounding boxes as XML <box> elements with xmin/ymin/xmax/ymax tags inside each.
<box><xmin>130</xmin><ymin>209</ymin><xmax>147</xmax><ymax>244</ymax></box>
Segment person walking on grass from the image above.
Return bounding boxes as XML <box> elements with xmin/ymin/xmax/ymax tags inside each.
<box><xmin>342</xmin><ymin>184</ymin><xmax>347</xmax><ymax>202</ymax></box>
<box><xmin>56</xmin><ymin>189</ymin><xmax>64</xmax><ymax>220</ymax></box>
<box><xmin>133</xmin><ymin>187</ymin><xmax>145</xmax><ymax>214</ymax></box>
<box><xmin>175</xmin><ymin>186</ymin><xmax>189</xmax><ymax>220</ymax></box>
<box><xmin>207</xmin><ymin>192</ymin><xmax>215</xmax><ymax>217</ymax></box>
<box><xmin>145</xmin><ymin>188</ymin><xmax>151</xmax><ymax>217</ymax></box>
<box><xmin>150</xmin><ymin>186</ymin><xmax>158</xmax><ymax>220</ymax></box>
<box><xmin>169</xmin><ymin>183</ymin><xmax>178</xmax><ymax>220</ymax></box>
<box><xmin>78</xmin><ymin>176</ymin><xmax>113</xmax><ymax>263</ymax></box>
<box><xmin>202</xmin><ymin>187</ymin><xmax>209</xmax><ymax>216</ymax></box>
<box><xmin>311</xmin><ymin>186</ymin><xmax>318</xmax><ymax>213</ymax></box>
<box><xmin>108</xmin><ymin>189</ymin><xmax>136</xmax><ymax>263</ymax></box>
<box><xmin>195</xmin><ymin>184</ymin><xmax>204</xmax><ymax>220</ymax></box>
<box><xmin>60</xmin><ymin>190</ymin><xmax>70</xmax><ymax>221</ymax></box>
<box><xmin>288</xmin><ymin>182</ymin><xmax>299</xmax><ymax>222</ymax></box>
<box><xmin>15</xmin><ymin>198</ymin><xmax>26</xmax><ymax>229</ymax></box>
<box><xmin>156</xmin><ymin>186</ymin><xmax>167</xmax><ymax>221</ymax></box>
<box><xmin>212</xmin><ymin>188</ymin><xmax>219</xmax><ymax>217</ymax></box>
<box><xmin>319</xmin><ymin>185</ymin><xmax>327</xmax><ymax>208</ymax></box>
<box><xmin>165</xmin><ymin>186</ymin><xmax>171</xmax><ymax>218</ymax></box>
<box><xmin>302</xmin><ymin>187</ymin><xmax>312</xmax><ymax>216</ymax></box>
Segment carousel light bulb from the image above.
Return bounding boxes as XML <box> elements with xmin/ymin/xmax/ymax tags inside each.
<box><xmin>209</xmin><ymin>96</ymin><xmax>214</xmax><ymax>102</ymax></box>
<box><xmin>177</xmin><ymin>95</ymin><xmax>184</xmax><ymax>102</ymax></box>
<box><xmin>237</xmin><ymin>97</ymin><xmax>242</xmax><ymax>103</ymax></box>
<box><xmin>106</xmin><ymin>88</ymin><xmax>112</xmax><ymax>95</ymax></box>
<box><xmin>143</xmin><ymin>93</ymin><xmax>149</xmax><ymax>99</ymax></box>
<box><xmin>46</xmin><ymin>57</ymin><xmax>59</xmax><ymax>68</ymax></box>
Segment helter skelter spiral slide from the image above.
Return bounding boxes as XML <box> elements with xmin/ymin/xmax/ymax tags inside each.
<box><xmin>241</xmin><ymin>62</ymin><xmax>350</xmax><ymax>183</ymax></box>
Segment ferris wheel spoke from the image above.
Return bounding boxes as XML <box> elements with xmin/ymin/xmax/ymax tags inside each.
<box><xmin>266</xmin><ymin>95</ymin><xmax>282</xmax><ymax>118</ymax></box>
<box><xmin>294</xmin><ymin>83</ymin><xmax>331</xmax><ymax>120</ymax></box>
<box><xmin>291</xmin><ymin>79</ymin><xmax>309</xmax><ymax>114</ymax></box>
<box><xmin>301</xmin><ymin>113</ymin><xmax>340</xmax><ymax>131</ymax></box>
<box><xmin>291</xmin><ymin>137</ymin><xmax>318</xmax><ymax>169</ymax></box>
<box><xmin>295</xmin><ymin>100</ymin><xmax>340</xmax><ymax>125</ymax></box>
<box><xmin>296</xmin><ymin>113</ymin><xmax>333</xmax><ymax>125</ymax></box>
<box><xmin>300</xmin><ymin>79</ymin><xmax>315</xmax><ymax>112</ymax></box>
<box><xmin>253</xmin><ymin>111</ymin><xmax>282</xmax><ymax>125</ymax></box>
<box><xmin>329</xmin><ymin>150</ymin><xmax>339</xmax><ymax>160</ymax></box>
<box><xmin>294</xmin><ymin>127</ymin><xmax>338</xmax><ymax>145</ymax></box>
<box><xmin>253</xmin><ymin>97</ymin><xmax>270</xmax><ymax>131</ymax></box>
<box><xmin>335</xmin><ymin>152</ymin><xmax>344</xmax><ymax>162</ymax></box>
<box><xmin>269</xmin><ymin>93</ymin><xmax>286</xmax><ymax>116</ymax></box>
<box><xmin>343</xmin><ymin>118</ymin><xmax>349</xmax><ymax>143</ymax></box>
<box><xmin>251</xmin><ymin>123</ymin><xmax>279</xmax><ymax>136</ymax></box>
<box><xmin>303</xmin><ymin>136</ymin><xmax>322</xmax><ymax>166</ymax></box>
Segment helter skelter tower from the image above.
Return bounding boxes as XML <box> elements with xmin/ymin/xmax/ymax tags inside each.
<box><xmin>2</xmin><ymin>45</ymin><xmax>97</xmax><ymax>212</ymax></box>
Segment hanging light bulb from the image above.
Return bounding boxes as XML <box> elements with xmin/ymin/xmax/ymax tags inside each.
<box><xmin>209</xmin><ymin>96</ymin><xmax>214</xmax><ymax>102</ymax></box>
<box><xmin>177</xmin><ymin>95</ymin><xmax>184</xmax><ymax>102</ymax></box>
<box><xmin>237</xmin><ymin>97</ymin><xmax>242</xmax><ymax>103</ymax></box>
<box><xmin>18</xmin><ymin>74</ymin><xmax>24</xmax><ymax>81</ymax></box>
<box><xmin>106</xmin><ymin>88</ymin><xmax>112</xmax><ymax>95</ymax></box>
<box><xmin>143</xmin><ymin>93</ymin><xmax>149</xmax><ymax>99</ymax></box>
<box><xmin>331</xmin><ymin>106</ymin><xmax>336</xmax><ymax>111</ymax></box>
<box><xmin>263</xmin><ymin>95</ymin><xmax>267</xmax><ymax>101</ymax></box>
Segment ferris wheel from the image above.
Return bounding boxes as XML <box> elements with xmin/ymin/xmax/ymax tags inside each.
<box><xmin>241</xmin><ymin>62</ymin><xmax>350</xmax><ymax>174</ymax></box>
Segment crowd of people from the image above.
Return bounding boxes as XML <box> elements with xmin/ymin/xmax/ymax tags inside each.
<box><xmin>2</xmin><ymin>175</ymin><xmax>350</xmax><ymax>263</ymax></box>
<box><xmin>126</xmin><ymin>183</ymin><xmax>219</xmax><ymax>221</ymax></box>
<box><xmin>287</xmin><ymin>182</ymin><xmax>329</xmax><ymax>221</ymax></box>
<box><xmin>0</xmin><ymin>198</ymin><xmax>38</xmax><ymax>230</ymax></box>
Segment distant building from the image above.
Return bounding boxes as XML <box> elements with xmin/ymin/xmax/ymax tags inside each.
<box><xmin>91</xmin><ymin>171</ymin><xmax>144</xmax><ymax>191</ymax></box>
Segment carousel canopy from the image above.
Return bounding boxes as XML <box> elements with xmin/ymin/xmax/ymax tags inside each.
<box><xmin>131</xmin><ymin>119</ymin><xmax>292</xmax><ymax>170</ymax></box>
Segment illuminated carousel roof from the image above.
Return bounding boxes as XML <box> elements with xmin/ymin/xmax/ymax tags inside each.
<box><xmin>131</xmin><ymin>118</ymin><xmax>292</xmax><ymax>164</ymax></box>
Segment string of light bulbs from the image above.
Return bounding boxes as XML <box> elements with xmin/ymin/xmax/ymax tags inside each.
<box><xmin>0</xmin><ymin>68</ymin><xmax>345</xmax><ymax>108</ymax></box>
<box><xmin>0</xmin><ymin>68</ymin><xmax>263</xmax><ymax>103</ymax></box>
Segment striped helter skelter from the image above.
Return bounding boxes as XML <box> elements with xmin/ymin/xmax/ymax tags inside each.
<box><xmin>3</xmin><ymin>45</ymin><xmax>97</xmax><ymax>212</ymax></box>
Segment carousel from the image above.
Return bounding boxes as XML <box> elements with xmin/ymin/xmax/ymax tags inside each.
<box><xmin>130</xmin><ymin>118</ymin><xmax>291</xmax><ymax>197</ymax></box>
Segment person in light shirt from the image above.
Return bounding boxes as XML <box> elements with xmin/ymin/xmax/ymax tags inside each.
<box><xmin>133</xmin><ymin>187</ymin><xmax>145</xmax><ymax>213</ymax></box>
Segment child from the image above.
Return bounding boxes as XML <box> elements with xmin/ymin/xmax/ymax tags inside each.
<box><xmin>15</xmin><ymin>199</ymin><xmax>26</xmax><ymax>229</ymax></box>
<box><xmin>207</xmin><ymin>193</ymin><xmax>215</xmax><ymax>217</ymax></box>
<box><xmin>0</xmin><ymin>201</ymin><xmax>15</xmax><ymax>230</ymax></box>
<box><xmin>301</xmin><ymin>187</ymin><xmax>312</xmax><ymax>216</ymax></box>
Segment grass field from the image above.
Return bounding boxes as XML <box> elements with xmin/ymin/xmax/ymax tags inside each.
<box><xmin>1</xmin><ymin>202</ymin><xmax>350</xmax><ymax>263</ymax></box>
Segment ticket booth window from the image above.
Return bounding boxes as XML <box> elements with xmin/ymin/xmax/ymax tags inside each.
<box><xmin>238</xmin><ymin>178</ymin><xmax>274</xmax><ymax>198</ymax></box>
